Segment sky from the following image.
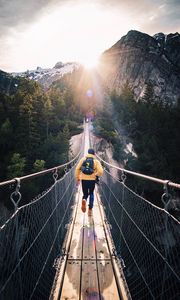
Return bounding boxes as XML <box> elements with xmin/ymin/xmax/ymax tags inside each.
<box><xmin>0</xmin><ymin>0</ymin><xmax>179</xmax><ymax>72</ymax></box>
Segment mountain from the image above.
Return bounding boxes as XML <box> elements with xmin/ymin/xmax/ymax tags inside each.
<box><xmin>99</xmin><ymin>30</ymin><xmax>180</xmax><ymax>104</ymax></box>
<box><xmin>2</xmin><ymin>30</ymin><xmax>180</xmax><ymax>103</ymax></box>
<box><xmin>12</xmin><ymin>62</ymin><xmax>79</xmax><ymax>88</ymax></box>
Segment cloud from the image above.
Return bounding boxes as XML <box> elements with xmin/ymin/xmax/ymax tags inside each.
<box><xmin>140</xmin><ymin>1</ymin><xmax>180</xmax><ymax>34</ymax></box>
<box><xmin>0</xmin><ymin>0</ymin><xmax>179</xmax><ymax>38</ymax></box>
<box><xmin>0</xmin><ymin>0</ymin><xmax>179</xmax><ymax>71</ymax></box>
<box><xmin>0</xmin><ymin>0</ymin><xmax>70</xmax><ymax>37</ymax></box>
<box><xmin>96</xmin><ymin>0</ymin><xmax>180</xmax><ymax>33</ymax></box>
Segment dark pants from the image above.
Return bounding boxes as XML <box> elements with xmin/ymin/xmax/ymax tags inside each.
<box><xmin>81</xmin><ymin>180</ymin><xmax>95</xmax><ymax>209</ymax></box>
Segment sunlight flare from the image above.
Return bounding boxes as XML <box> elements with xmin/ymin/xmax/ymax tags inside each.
<box><xmin>1</xmin><ymin>1</ymin><xmax>134</xmax><ymax>71</ymax></box>
<box><xmin>79</xmin><ymin>55</ymin><xmax>100</xmax><ymax>69</ymax></box>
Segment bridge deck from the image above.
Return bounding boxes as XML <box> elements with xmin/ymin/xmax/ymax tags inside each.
<box><xmin>52</xmin><ymin>122</ymin><xmax>129</xmax><ymax>299</ymax></box>
<box><xmin>53</xmin><ymin>187</ymin><xmax>123</xmax><ymax>299</ymax></box>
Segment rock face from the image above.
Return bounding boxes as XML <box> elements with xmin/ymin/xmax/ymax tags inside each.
<box><xmin>99</xmin><ymin>30</ymin><xmax>180</xmax><ymax>104</ymax></box>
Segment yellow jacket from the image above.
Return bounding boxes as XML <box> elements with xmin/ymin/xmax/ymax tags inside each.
<box><xmin>75</xmin><ymin>154</ymin><xmax>103</xmax><ymax>181</ymax></box>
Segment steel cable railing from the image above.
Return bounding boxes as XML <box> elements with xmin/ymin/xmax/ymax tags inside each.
<box><xmin>98</xmin><ymin>167</ymin><xmax>180</xmax><ymax>300</ymax></box>
<box><xmin>1</xmin><ymin>123</ymin><xmax>179</xmax><ymax>300</ymax></box>
<box><xmin>95</xmin><ymin>153</ymin><xmax>180</xmax><ymax>191</ymax></box>
<box><xmin>0</xmin><ymin>145</ymin><xmax>82</xmax><ymax>188</ymax></box>
<box><xmin>0</xmin><ymin>131</ymin><xmax>84</xmax><ymax>300</ymax></box>
<box><xmin>0</xmin><ymin>163</ymin><xmax>78</xmax><ymax>300</ymax></box>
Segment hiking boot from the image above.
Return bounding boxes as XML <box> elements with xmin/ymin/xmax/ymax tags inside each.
<box><xmin>81</xmin><ymin>199</ymin><xmax>86</xmax><ymax>213</ymax></box>
<box><xmin>88</xmin><ymin>208</ymin><xmax>92</xmax><ymax>216</ymax></box>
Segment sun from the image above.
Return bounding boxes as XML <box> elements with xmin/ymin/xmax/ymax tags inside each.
<box><xmin>79</xmin><ymin>55</ymin><xmax>100</xmax><ymax>69</ymax></box>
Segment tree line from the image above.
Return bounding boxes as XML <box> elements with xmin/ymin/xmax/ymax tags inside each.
<box><xmin>94</xmin><ymin>83</ymin><xmax>180</xmax><ymax>209</ymax></box>
<box><xmin>0</xmin><ymin>71</ymin><xmax>83</xmax><ymax>208</ymax></box>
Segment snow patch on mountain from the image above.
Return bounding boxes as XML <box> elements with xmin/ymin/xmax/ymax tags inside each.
<box><xmin>12</xmin><ymin>62</ymin><xmax>80</xmax><ymax>88</ymax></box>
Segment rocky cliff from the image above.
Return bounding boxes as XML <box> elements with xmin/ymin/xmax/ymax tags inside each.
<box><xmin>99</xmin><ymin>30</ymin><xmax>180</xmax><ymax>104</ymax></box>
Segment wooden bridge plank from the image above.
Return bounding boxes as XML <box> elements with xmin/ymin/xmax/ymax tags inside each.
<box><xmin>68</xmin><ymin>223</ymin><xmax>83</xmax><ymax>259</ymax></box>
<box><xmin>97</xmin><ymin>261</ymin><xmax>120</xmax><ymax>300</ymax></box>
<box><xmin>83</xmin><ymin>214</ymin><xmax>96</xmax><ymax>260</ymax></box>
<box><xmin>92</xmin><ymin>197</ymin><xmax>111</xmax><ymax>260</ymax></box>
<box><xmin>92</xmin><ymin>202</ymin><xmax>103</xmax><ymax>226</ymax></box>
<box><xmin>94</xmin><ymin>225</ymin><xmax>110</xmax><ymax>260</ymax></box>
<box><xmin>75</xmin><ymin>191</ymin><xmax>84</xmax><ymax>223</ymax></box>
<box><xmin>60</xmin><ymin>260</ymin><xmax>81</xmax><ymax>300</ymax></box>
<box><xmin>54</xmin><ymin>187</ymin><xmax>127</xmax><ymax>299</ymax></box>
<box><xmin>68</xmin><ymin>193</ymin><xmax>84</xmax><ymax>259</ymax></box>
<box><xmin>52</xmin><ymin>122</ymin><xmax>130</xmax><ymax>300</ymax></box>
<box><xmin>80</xmin><ymin>261</ymin><xmax>100</xmax><ymax>300</ymax></box>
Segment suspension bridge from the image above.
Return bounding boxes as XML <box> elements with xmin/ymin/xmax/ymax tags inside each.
<box><xmin>0</xmin><ymin>122</ymin><xmax>180</xmax><ymax>300</ymax></box>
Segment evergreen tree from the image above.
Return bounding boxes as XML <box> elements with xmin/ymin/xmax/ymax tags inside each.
<box><xmin>110</xmin><ymin>82</ymin><xmax>180</xmax><ymax>205</ymax></box>
<box><xmin>141</xmin><ymin>82</ymin><xmax>155</xmax><ymax>105</ymax></box>
<box><xmin>7</xmin><ymin>153</ymin><xmax>26</xmax><ymax>179</ymax></box>
<box><xmin>33</xmin><ymin>159</ymin><xmax>45</xmax><ymax>172</ymax></box>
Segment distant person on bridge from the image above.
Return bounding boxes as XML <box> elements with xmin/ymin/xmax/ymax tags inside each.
<box><xmin>75</xmin><ymin>148</ymin><xmax>103</xmax><ymax>216</ymax></box>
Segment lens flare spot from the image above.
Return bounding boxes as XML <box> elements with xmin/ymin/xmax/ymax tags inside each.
<box><xmin>86</xmin><ymin>89</ymin><xmax>93</xmax><ymax>97</ymax></box>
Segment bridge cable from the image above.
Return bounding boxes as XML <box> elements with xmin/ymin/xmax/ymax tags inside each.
<box><xmin>102</xmin><ymin>169</ymin><xmax>180</xmax><ymax>281</ymax></box>
<box><xmin>98</xmin><ymin>168</ymin><xmax>180</xmax><ymax>299</ymax></box>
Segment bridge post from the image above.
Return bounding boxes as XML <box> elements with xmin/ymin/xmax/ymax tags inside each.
<box><xmin>10</xmin><ymin>178</ymin><xmax>23</xmax><ymax>300</ymax></box>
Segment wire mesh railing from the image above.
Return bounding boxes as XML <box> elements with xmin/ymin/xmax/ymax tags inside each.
<box><xmin>98</xmin><ymin>169</ymin><xmax>180</xmax><ymax>300</ymax></box>
<box><xmin>0</xmin><ymin>163</ymin><xmax>78</xmax><ymax>300</ymax></box>
<box><xmin>1</xmin><ymin>122</ymin><xmax>180</xmax><ymax>300</ymax></box>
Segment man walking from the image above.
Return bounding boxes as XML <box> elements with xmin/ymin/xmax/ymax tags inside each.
<box><xmin>75</xmin><ymin>148</ymin><xmax>103</xmax><ymax>216</ymax></box>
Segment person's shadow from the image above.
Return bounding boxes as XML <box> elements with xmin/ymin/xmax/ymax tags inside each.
<box><xmin>66</xmin><ymin>217</ymin><xmax>114</xmax><ymax>300</ymax></box>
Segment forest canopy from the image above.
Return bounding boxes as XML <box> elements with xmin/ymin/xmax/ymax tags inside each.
<box><xmin>0</xmin><ymin>71</ymin><xmax>84</xmax><ymax>182</ymax></box>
